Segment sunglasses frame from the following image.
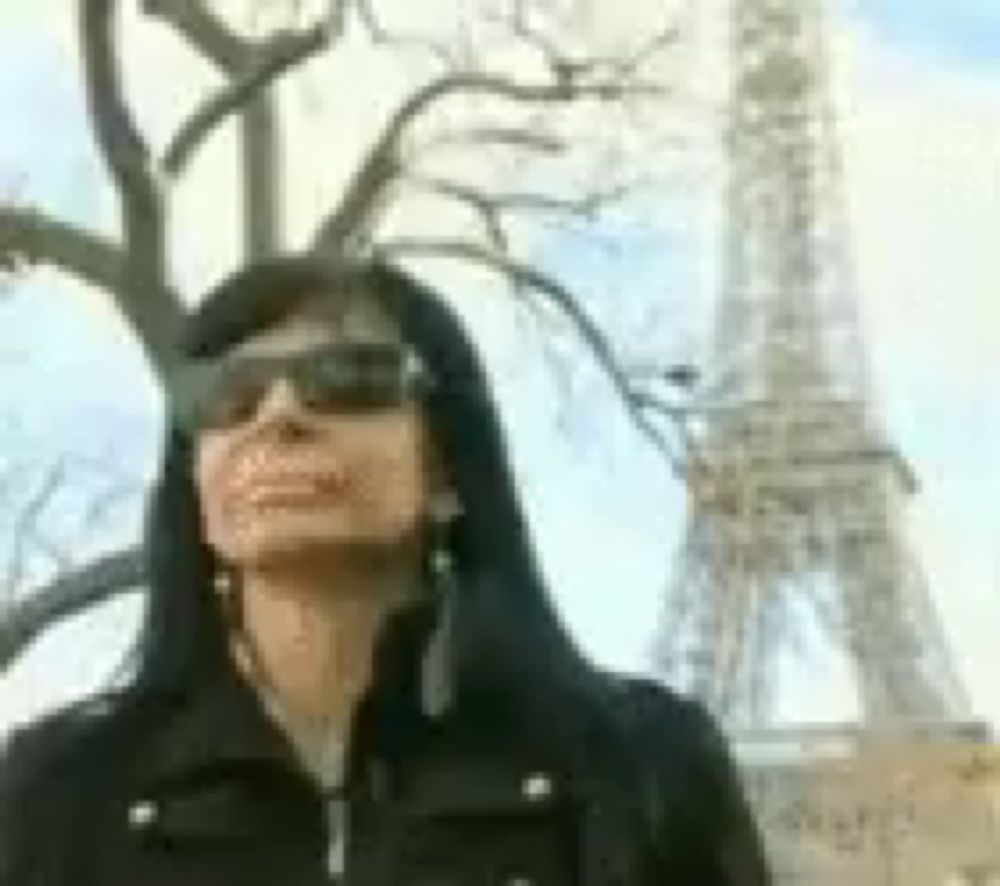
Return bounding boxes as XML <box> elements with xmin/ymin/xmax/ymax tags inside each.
<box><xmin>169</xmin><ymin>341</ymin><xmax>435</xmax><ymax>433</ymax></box>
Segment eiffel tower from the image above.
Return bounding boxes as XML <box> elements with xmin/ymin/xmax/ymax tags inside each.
<box><xmin>651</xmin><ymin>0</ymin><xmax>971</xmax><ymax>731</ymax></box>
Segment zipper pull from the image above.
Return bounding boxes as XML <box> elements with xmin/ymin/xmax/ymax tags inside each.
<box><xmin>324</xmin><ymin>795</ymin><xmax>348</xmax><ymax>878</ymax></box>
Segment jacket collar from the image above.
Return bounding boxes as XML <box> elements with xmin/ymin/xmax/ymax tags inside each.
<box><xmin>138</xmin><ymin>595</ymin><xmax>452</xmax><ymax>790</ymax></box>
<box><xmin>139</xmin><ymin>667</ymin><xmax>298</xmax><ymax>789</ymax></box>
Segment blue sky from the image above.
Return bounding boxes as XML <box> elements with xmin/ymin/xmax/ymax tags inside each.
<box><xmin>0</xmin><ymin>0</ymin><xmax>998</xmax><ymax>732</ymax></box>
<box><xmin>857</xmin><ymin>0</ymin><xmax>1000</xmax><ymax>68</ymax></box>
<box><xmin>0</xmin><ymin>35</ymin><xmax>103</xmax><ymax>232</ymax></box>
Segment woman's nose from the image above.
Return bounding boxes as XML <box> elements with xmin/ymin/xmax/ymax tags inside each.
<box><xmin>253</xmin><ymin>377</ymin><xmax>308</xmax><ymax>424</ymax></box>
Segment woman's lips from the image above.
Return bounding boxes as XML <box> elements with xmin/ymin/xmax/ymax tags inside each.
<box><xmin>236</xmin><ymin>472</ymin><xmax>347</xmax><ymax>505</ymax></box>
<box><xmin>246</xmin><ymin>487</ymin><xmax>336</xmax><ymax>506</ymax></box>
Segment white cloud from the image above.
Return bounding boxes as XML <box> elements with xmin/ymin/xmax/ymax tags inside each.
<box><xmin>835</xmin><ymin>18</ymin><xmax>1000</xmax><ymax>396</ymax></box>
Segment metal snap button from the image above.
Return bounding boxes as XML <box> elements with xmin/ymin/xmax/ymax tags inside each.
<box><xmin>127</xmin><ymin>799</ymin><xmax>158</xmax><ymax>829</ymax></box>
<box><xmin>521</xmin><ymin>772</ymin><xmax>553</xmax><ymax>801</ymax></box>
<box><xmin>83</xmin><ymin>697</ymin><xmax>114</xmax><ymax>718</ymax></box>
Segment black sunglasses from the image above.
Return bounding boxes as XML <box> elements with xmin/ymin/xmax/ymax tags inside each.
<box><xmin>170</xmin><ymin>342</ymin><xmax>435</xmax><ymax>432</ymax></box>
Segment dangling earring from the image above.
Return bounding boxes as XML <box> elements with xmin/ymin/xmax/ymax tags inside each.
<box><xmin>428</xmin><ymin>489</ymin><xmax>462</xmax><ymax>526</ymax></box>
<box><xmin>427</xmin><ymin>490</ymin><xmax>461</xmax><ymax>593</ymax></box>
<box><xmin>212</xmin><ymin>570</ymin><xmax>232</xmax><ymax>595</ymax></box>
<box><xmin>213</xmin><ymin>567</ymin><xmax>244</xmax><ymax>633</ymax></box>
<box><xmin>214</xmin><ymin>567</ymin><xmax>271</xmax><ymax>691</ymax></box>
<box><xmin>421</xmin><ymin>493</ymin><xmax>462</xmax><ymax>718</ymax></box>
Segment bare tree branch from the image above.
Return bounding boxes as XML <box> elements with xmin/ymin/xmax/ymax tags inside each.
<box><xmin>144</xmin><ymin>0</ymin><xmax>335</xmax><ymax>258</ymax></box>
<box><xmin>324</xmin><ymin>0</ymin><xmax>353</xmax><ymax>39</ymax></box>
<box><xmin>631</xmin><ymin>389</ymin><xmax>699</xmax><ymax>478</ymax></box>
<box><xmin>313</xmin><ymin>69</ymin><xmax>662</xmax><ymax>252</ymax></box>
<box><xmin>406</xmin><ymin>178</ymin><xmax>511</xmax><ymax>252</ymax></box>
<box><xmin>242</xmin><ymin>101</ymin><xmax>283</xmax><ymax>258</ymax></box>
<box><xmin>487</xmin><ymin>2</ymin><xmax>590</xmax><ymax>82</ymax></box>
<box><xmin>0</xmin><ymin>547</ymin><xmax>145</xmax><ymax>670</ymax></box>
<box><xmin>408</xmin><ymin>174</ymin><xmax>632</xmax><ymax>220</ymax></box>
<box><xmin>392</xmin><ymin>69</ymin><xmax>660</xmax><ymax>147</ymax></box>
<box><xmin>489</xmin><ymin>3</ymin><xmax>678</xmax><ymax>89</ymax></box>
<box><xmin>352</xmin><ymin>0</ymin><xmax>457</xmax><ymax>66</ymax></box>
<box><xmin>586</xmin><ymin>25</ymin><xmax>680</xmax><ymax>85</ymax></box>
<box><xmin>5</xmin><ymin>463</ymin><xmax>68</xmax><ymax>598</ymax></box>
<box><xmin>380</xmin><ymin>236</ymin><xmax>619</xmax><ymax>378</ymax></box>
<box><xmin>376</xmin><ymin>237</ymin><xmax>678</xmax><ymax>466</ymax></box>
<box><xmin>412</xmin><ymin>124</ymin><xmax>566</xmax><ymax>160</ymax></box>
<box><xmin>504</xmin><ymin>0</ymin><xmax>680</xmax><ymax>84</ymax></box>
<box><xmin>0</xmin><ymin>205</ymin><xmax>124</xmax><ymax>292</ymax></box>
<box><xmin>143</xmin><ymin>0</ymin><xmax>249</xmax><ymax>71</ymax></box>
<box><xmin>144</xmin><ymin>0</ymin><xmax>263</xmax><ymax>253</ymax></box>
<box><xmin>80</xmin><ymin>0</ymin><xmax>180</xmax><ymax>370</ymax></box>
<box><xmin>0</xmin><ymin>203</ymin><xmax>183</xmax><ymax>377</ymax></box>
<box><xmin>81</xmin><ymin>0</ymin><xmax>157</xmax><ymax>206</ymax></box>
<box><xmin>80</xmin><ymin>480</ymin><xmax>142</xmax><ymax>537</ymax></box>
<box><xmin>162</xmin><ymin>23</ymin><xmax>331</xmax><ymax>177</ymax></box>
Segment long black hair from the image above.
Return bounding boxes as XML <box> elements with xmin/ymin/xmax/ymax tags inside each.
<box><xmin>137</xmin><ymin>255</ymin><xmax>601</xmax><ymax>715</ymax></box>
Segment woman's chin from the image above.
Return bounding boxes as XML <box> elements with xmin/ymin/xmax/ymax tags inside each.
<box><xmin>224</xmin><ymin>525</ymin><xmax>413</xmax><ymax>570</ymax></box>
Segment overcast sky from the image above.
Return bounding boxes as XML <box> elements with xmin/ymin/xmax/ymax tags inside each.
<box><xmin>0</xmin><ymin>0</ymin><xmax>997</xmax><ymax>734</ymax></box>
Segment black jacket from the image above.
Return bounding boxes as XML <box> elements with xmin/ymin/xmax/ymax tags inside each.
<box><xmin>0</xmin><ymin>659</ymin><xmax>768</xmax><ymax>886</ymax></box>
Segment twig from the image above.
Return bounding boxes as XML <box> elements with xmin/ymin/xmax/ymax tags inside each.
<box><xmin>490</xmin><ymin>2</ymin><xmax>678</xmax><ymax>90</ymax></box>
<box><xmin>404</xmin><ymin>178</ymin><xmax>510</xmax><ymax>252</ymax></box>
<box><xmin>414</xmin><ymin>125</ymin><xmax>566</xmax><ymax>158</ymax></box>
<box><xmin>5</xmin><ymin>462</ymin><xmax>68</xmax><ymax>597</ymax></box>
<box><xmin>408</xmin><ymin>174</ymin><xmax>632</xmax><ymax>219</ymax></box>
<box><xmin>353</xmin><ymin>0</ymin><xmax>456</xmax><ymax>66</ymax></box>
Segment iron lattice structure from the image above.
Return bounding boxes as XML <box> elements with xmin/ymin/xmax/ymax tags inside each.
<box><xmin>652</xmin><ymin>0</ymin><xmax>970</xmax><ymax>729</ymax></box>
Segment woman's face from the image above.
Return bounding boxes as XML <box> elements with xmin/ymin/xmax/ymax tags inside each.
<box><xmin>193</xmin><ymin>296</ymin><xmax>447</xmax><ymax>572</ymax></box>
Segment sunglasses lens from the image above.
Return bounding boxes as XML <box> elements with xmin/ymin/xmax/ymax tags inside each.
<box><xmin>303</xmin><ymin>345</ymin><xmax>413</xmax><ymax>411</ymax></box>
<box><xmin>199</xmin><ymin>363</ymin><xmax>272</xmax><ymax>429</ymax></box>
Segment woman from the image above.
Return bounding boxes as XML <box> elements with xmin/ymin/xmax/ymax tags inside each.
<box><xmin>0</xmin><ymin>255</ymin><xmax>769</xmax><ymax>885</ymax></box>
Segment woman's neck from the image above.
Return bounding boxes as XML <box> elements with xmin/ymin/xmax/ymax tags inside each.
<box><xmin>230</xmin><ymin>551</ymin><xmax>422</xmax><ymax>777</ymax></box>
